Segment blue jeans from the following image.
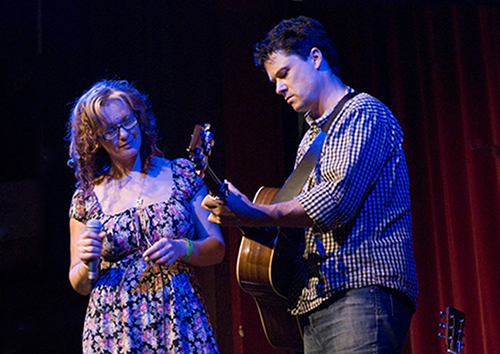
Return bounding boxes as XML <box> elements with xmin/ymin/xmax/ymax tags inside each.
<box><xmin>299</xmin><ymin>286</ymin><xmax>413</xmax><ymax>354</ymax></box>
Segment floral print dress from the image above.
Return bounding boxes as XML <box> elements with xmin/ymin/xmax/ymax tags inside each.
<box><xmin>69</xmin><ymin>159</ymin><xmax>219</xmax><ymax>354</ymax></box>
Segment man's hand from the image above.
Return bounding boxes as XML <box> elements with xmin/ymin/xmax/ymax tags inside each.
<box><xmin>201</xmin><ymin>182</ymin><xmax>270</xmax><ymax>227</ymax></box>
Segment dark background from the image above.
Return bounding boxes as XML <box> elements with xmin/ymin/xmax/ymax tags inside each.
<box><xmin>1</xmin><ymin>0</ymin><xmax>499</xmax><ymax>353</ymax></box>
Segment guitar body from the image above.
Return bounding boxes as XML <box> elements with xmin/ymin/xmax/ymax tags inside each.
<box><xmin>236</xmin><ymin>187</ymin><xmax>304</xmax><ymax>352</ymax></box>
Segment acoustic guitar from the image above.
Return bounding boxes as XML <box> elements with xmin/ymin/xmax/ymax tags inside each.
<box><xmin>439</xmin><ymin>306</ymin><xmax>466</xmax><ymax>353</ymax></box>
<box><xmin>188</xmin><ymin>124</ymin><xmax>304</xmax><ymax>351</ymax></box>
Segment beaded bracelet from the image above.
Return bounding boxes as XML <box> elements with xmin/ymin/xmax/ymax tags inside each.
<box><xmin>181</xmin><ymin>238</ymin><xmax>193</xmax><ymax>262</ymax></box>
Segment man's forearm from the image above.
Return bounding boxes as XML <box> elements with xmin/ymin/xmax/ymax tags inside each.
<box><xmin>260</xmin><ymin>199</ymin><xmax>314</xmax><ymax>228</ymax></box>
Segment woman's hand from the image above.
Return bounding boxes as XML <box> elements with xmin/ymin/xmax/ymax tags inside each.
<box><xmin>143</xmin><ymin>238</ymin><xmax>188</xmax><ymax>266</ymax></box>
<box><xmin>69</xmin><ymin>218</ymin><xmax>105</xmax><ymax>295</ymax></box>
<box><xmin>76</xmin><ymin>227</ymin><xmax>105</xmax><ymax>267</ymax></box>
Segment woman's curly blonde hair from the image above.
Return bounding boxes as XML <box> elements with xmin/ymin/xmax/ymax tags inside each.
<box><xmin>67</xmin><ymin>79</ymin><xmax>163</xmax><ymax>196</ymax></box>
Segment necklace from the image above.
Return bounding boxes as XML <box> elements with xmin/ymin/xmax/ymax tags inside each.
<box><xmin>134</xmin><ymin>172</ymin><xmax>153</xmax><ymax>251</ymax></box>
<box><xmin>109</xmin><ymin>168</ymin><xmax>147</xmax><ymax>207</ymax></box>
<box><xmin>135</xmin><ymin>172</ymin><xmax>147</xmax><ymax>209</ymax></box>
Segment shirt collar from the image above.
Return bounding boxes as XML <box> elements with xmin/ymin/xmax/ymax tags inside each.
<box><xmin>305</xmin><ymin>86</ymin><xmax>354</xmax><ymax>128</ymax></box>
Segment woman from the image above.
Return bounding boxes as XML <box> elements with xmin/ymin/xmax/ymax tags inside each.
<box><xmin>67</xmin><ymin>79</ymin><xmax>225</xmax><ymax>353</ymax></box>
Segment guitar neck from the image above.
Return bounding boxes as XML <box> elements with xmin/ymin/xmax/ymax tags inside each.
<box><xmin>202</xmin><ymin>165</ymin><xmax>228</xmax><ymax>200</ymax></box>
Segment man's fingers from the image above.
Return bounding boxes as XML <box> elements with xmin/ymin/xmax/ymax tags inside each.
<box><xmin>208</xmin><ymin>214</ymin><xmax>221</xmax><ymax>225</ymax></box>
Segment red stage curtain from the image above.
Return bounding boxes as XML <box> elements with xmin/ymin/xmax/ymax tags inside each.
<box><xmin>400</xmin><ymin>5</ymin><xmax>500</xmax><ymax>354</ymax></box>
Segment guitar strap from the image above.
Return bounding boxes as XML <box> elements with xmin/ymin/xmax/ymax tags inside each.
<box><xmin>272</xmin><ymin>92</ymin><xmax>358</xmax><ymax>204</ymax></box>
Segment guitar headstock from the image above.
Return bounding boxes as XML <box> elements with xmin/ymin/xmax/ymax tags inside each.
<box><xmin>187</xmin><ymin>124</ymin><xmax>229</xmax><ymax>200</ymax></box>
<box><xmin>188</xmin><ymin>124</ymin><xmax>214</xmax><ymax>179</ymax></box>
<box><xmin>439</xmin><ymin>306</ymin><xmax>465</xmax><ymax>353</ymax></box>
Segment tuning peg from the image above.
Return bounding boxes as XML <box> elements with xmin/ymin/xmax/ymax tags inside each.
<box><xmin>204</xmin><ymin>140</ymin><xmax>213</xmax><ymax>152</ymax></box>
<box><xmin>203</xmin><ymin>130</ymin><xmax>214</xmax><ymax>141</ymax></box>
<box><xmin>439</xmin><ymin>311</ymin><xmax>446</xmax><ymax>317</ymax></box>
<box><xmin>438</xmin><ymin>332</ymin><xmax>445</xmax><ymax>339</ymax></box>
<box><xmin>438</xmin><ymin>322</ymin><xmax>445</xmax><ymax>328</ymax></box>
<box><xmin>192</xmin><ymin>155</ymin><xmax>203</xmax><ymax>164</ymax></box>
<box><xmin>192</xmin><ymin>160</ymin><xmax>206</xmax><ymax>171</ymax></box>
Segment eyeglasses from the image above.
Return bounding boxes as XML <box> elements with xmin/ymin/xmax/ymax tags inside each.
<box><xmin>100</xmin><ymin>115</ymin><xmax>138</xmax><ymax>141</ymax></box>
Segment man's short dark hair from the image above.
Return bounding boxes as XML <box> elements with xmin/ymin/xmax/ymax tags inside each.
<box><xmin>254</xmin><ymin>16</ymin><xmax>340</xmax><ymax>74</ymax></box>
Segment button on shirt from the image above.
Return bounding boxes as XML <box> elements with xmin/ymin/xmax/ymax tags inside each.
<box><xmin>290</xmin><ymin>87</ymin><xmax>418</xmax><ymax>315</ymax></box>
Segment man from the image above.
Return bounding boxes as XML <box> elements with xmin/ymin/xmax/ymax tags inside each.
<box><xmin>202</xmin><ymin>16</ymin><xmax>418</xmax><ymax>353</ymax></box>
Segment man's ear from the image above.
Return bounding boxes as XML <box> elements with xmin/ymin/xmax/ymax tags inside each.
<box><xmin>309</xmin><ymin>47</ymin><xmax>323</xmax><ymax>70</ymax></box>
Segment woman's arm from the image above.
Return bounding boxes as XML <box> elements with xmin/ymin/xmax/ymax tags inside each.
<box><xmin>188</xmin><ymin>186</ymin><xmax>226</xmax><ymax>266</ymax></box>
<box><xmin>143</xmin><ymin>185</ymin><xmax>226</xmax><ymax>267</ymax></box>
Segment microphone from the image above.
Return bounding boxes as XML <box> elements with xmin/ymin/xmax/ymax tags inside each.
<box><xmin>85</xmin><ymin>219</ymin><xmax>102</xmax><ymax>286</ymax></box>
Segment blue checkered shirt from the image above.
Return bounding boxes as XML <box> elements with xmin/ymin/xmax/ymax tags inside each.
<box><xmin>291</xmin><ymin>87</ymin><xmax>418</xmax><ymax>315</ymax></box>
